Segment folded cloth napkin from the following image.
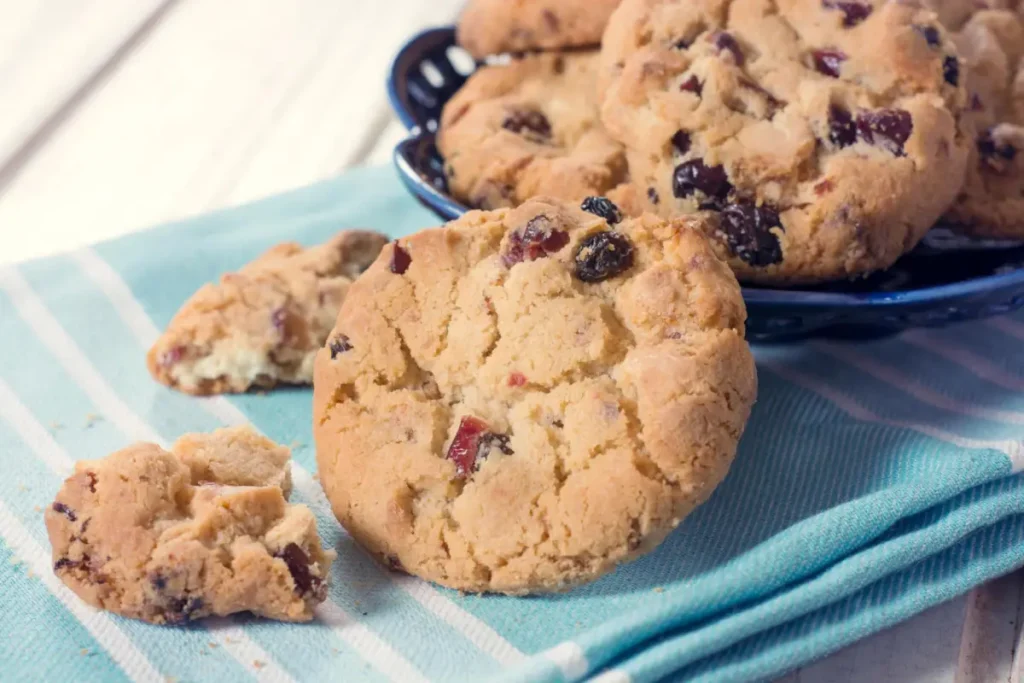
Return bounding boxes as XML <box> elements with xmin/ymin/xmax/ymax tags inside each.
<box><xmin>1</xmin><ymin>165</ymin><xmax>1023</xmax><ymax>683</ymax></box>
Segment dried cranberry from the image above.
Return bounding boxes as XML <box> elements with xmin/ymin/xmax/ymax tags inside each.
<box><xmin>943</xmin><ymin>55</ymin><xmax>959</xmax><ymax>86</ymax></box>
<box><xmin>712</xmin><ymin>32</ymin><xmax>744</xmax><ymax>65</ymax></box>
<box><xmin>822</xmin><ymin>0</ymin><xmax>873</xmax><ymax>27</ymax></box>
<box><xmin>159</xmin><ymin>345</ymin><xmax>185</xmax><ymax>368</ymax></box>
<box><xmin>542</xmin><ymin>8</ymin><xmax>559</xmax><ymax>29</ymax></box>
<box><xmin>574</xmin><ymin>232</ymin><xmax>635</xmax><ymax>282</ymax></box>
<box><xmin>86</xmin><ymin>472</ymin><xmax>97</xmax><ymax>493</ymax></box>
<box><xmin>828</xmin><ymin>105</ymin><xmax>857</xmax><ymax>148</ymax></box>
<box><xmin>502</xmin><ymin>216</ymin><xmax>571</xmax><ymax>267</ymax></box>
<box><xmin>915</xmin><ymin>25</ymin><xmax>940</xmax><ymax>47</ymax></box>
<box><xmin>277</xmin><ymin>543</ymin><xmax>321</xmax><ymax>595</ymax></box>
<box><xmin>52</xmin><ymin>502</ymin><xmax>76</xmax><ymax>522</ymax></box>
<box><xmin>719</xmin><ymin>202</ymin><xmax>784</xmax><ymax>267</ymax></box>
<box><xmin>856</xmin><ymin>109</ymin><xmax>912</xmax><ymax>156</ymax></box>
<box><xmin>390</xmin><ymin>242</ymin><xmax>411</xmax><ymax>274</ymax></box>
<box><xmin>446</xmin><ymin>417</ymin><xmax>513</xmax><ymax>477</ymax></box>
<box><xmin>671</xmin><ymin>130</ymin><xmax>692</xmax><ymax>156</ymax></box>
<box><xmin>580</xmin><ymin>196</ymin><xmax>623</xmax><ymax>224</ymax></box>
<box><xmin>680</xmin><ymin>75</ymin><xmax>703</xmax><ymax>96</ymax></box>
<box><xmin>508</xmin><ymin>372</ymin><xmax>527</xmax><ymax>387</ymax></box>
<box><xmin>329</xmin><ymin>335</ymin><xmax>352</xmax><ymax>358</ymax></box>
<box><xmin>502</xmin><ymin>109</ymin><xmax>552</xmax><ymax>141</ymax></box>
<box><xmin>647</xmin><ymin>187</ymin><xmax>660</xmax><ymax>205</ymax></box>
<box><xmin>812</xmin><ymin>49</ymin><xmax>846</xmax><ymax>77</ymax></box>
<box><xmin>814</xmin><ymin>178</ymin><xmax>835</xmax><ymax>195</ymax></box>
<box><xmin>672</xmin><ymin>159</ymin><xmax>732</xmax><ymax>202</ymax></box>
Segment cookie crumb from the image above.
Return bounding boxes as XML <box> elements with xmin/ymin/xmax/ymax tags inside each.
<box><xmin>253</xmin><ymin>660</ymin><xmax>266</xmax><ymax>670</ymax></box>
<box><xmin>80</xmin><ymin>648</ymin><xmax>90</xmax><ymax>656</ymax></box>
<box><xmin>289</xmin><ymin>440</ymin><xmax>304</xmax><ymax>450</ymax></box>
<box><xmin>34</xmin><ymin>505</ymin><xmax>42</xmax><ymax>513</ymax></box>
<box><xmin>653</xmin><ymin>586</ymin><xmax>664</xmax><ymax>593</ymax></box>
<box><xmin>225</xmin><ymin>637</ymin><xmax>239</xmax><ymax>645</ymax></box>
<box><xmin>17</xmin><ymin>483</ymin><xmax>27</xmax><ymax>492</ymax></box>
<box><xmin>208</xmin><ymin>642</ymin><xmax>219</xmax><ymax>649</ymax></box>
<box><xmin>84</xmin><ymin>413</ymin><xmax>103</xmax><ymax>429</ymax></box>
<box><xmin>50</xmin><ymin>421</ymin><xmax>64</xmax><ymax>431</ymax></box>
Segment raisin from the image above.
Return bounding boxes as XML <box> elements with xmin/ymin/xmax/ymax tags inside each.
<box><xmin>856</xmin><ymin>109</ymin><xmax>913</xmax><ymax>156</ymax></box>
<box><xmin>719</xmin><ymin>202</ymin><xmax>784</xmax><ymax>267</ymax></box>
<box><xmin>502</xmin><ymin>216</ymin><xmax>570</xmax><ymax>267</ymax></box>
<box><xmin>970</xmin><ymin>93</ymin><xmax>984</xmax><ymax>111</ymax></box>
<box><xmin>329</xmin><ymin>335</ymin><xmax>352</xmax><ymax>358</ymax></box>
<box><xmin>943</xmin><ymin>55</ymin><xmax>959</xmax><ymax>86</ymax></box>
<box><xmin>580</xmin><ymin>196</ymin><xmax>623</xmax><ymax>224</ymax></box>
<box><xmin>446</xmin><ymin>417</ymin><xmax>513</xmax><ymax>477</ymax></box>
<box><xmin>151</xmin><ymin>574</ymin><xmax>168</xmax><ymax>590</ymax></box>
<box><xmin>54</xmin><ymin>558</ymin><xmax>79</xmax><ymax>572</ymax></box>
<box><xmin>712</xmin><ymin>32</ymin><xmax>744</xmax><ymax>65</ymax></box>
<box><xmin>915</xmin><ymin>25</ymin><xmax>940</xmax><ymax>47</ymax></box>
<box><xmin>977</xmin><ymin>130</ymin><xmax>1017</xmax><ymax>170</ymax></box>
<box><xmin>828</xmin><ymin>105</ymin><xmax>857</xmax><ymax>148</ymax></box>
<box><xmin>672</xmin><ymin>159</ymin><xmax>732</xmax><ymax>202</ymax></box>
<box><xmin>812</xmin><ymin>49</ymin><xmax>846</xmax><ymax>77</ymax></box>
<box><xmin>823</xmin><ymin>0</ymin><xmax>873</xmax><ymax>27</ymax></box>
<box><xmin>52</xmin><ymin>502</ymin><xmax>77</xmax><ymax>522</ymax></box>
<box><xmin>674</xmin><ymin>37</ymin><xmax>691</xmax><ymax>49</ymax></box>
<box><xmin>165</xmin><ymin>596</ymin><xmax>204</xmax><ymax>624</ymax></box>
<box><xmin>680</xmin><ymin>75</ymin><xmax>703</xmax><ymax>95</ymax></box>
<box><xmin>647</xmin><ymin>187</ymin><xmax>661</xmax><ymax>205</ymax></box>
<box><xmin>386</xmin><ymin>555</ymin><xmax>404</xmax><ymax>571</ymax></box>
<box><xmin>501</xmin><ymin>109</ymin><xmax>552</xmax><ymax>141</ymax></box>
<box><xmin>671</xmin><ymin>130</ymin><xmax>692</xmax><ymax>156</ymax></box>
<box><xmin>277</xmin><ymin>543</ymin><xmax>321</xmax><ymax>595</ymax></box>
<box><xmin>86</xmin><ymin>472</ymin><xmax>98</xmax><ymax>493</ymax></box>
<box><xmin>389</xmin><ymin>242</ymin><xmax>411</xmax><ymax>274</ymax></box>
<box><xmin>574</xmin><ymin>232</ymin><xmax>635</xmax><ymax>282</ymax></box>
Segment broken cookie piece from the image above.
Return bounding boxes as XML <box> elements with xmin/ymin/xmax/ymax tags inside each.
<box><xmin>45</xmin><ymin>427</ymin><xmax>333</xmax><ymax>624</ymax></box>
<box><xmin>148</xmin><ymin>230</ymin><xmax>388</xmax><ymax>395</ymax></box>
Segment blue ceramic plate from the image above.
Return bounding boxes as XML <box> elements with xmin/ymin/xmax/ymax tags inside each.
<box><xmin>387</xmin><ymin>27</ymin><xmax>1024</xmax><ymax>340</ymax></box>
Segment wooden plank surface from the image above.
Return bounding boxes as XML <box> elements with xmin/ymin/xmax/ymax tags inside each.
<box><xmin>0</xmin><ymin>2</ymin><xmax>1022</xmax><ymax>681</ymax></box>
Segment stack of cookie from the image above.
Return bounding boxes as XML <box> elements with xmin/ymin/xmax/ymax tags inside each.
<box><xmin>442</xmin><ymin>0</ymin><xmax>1024</xmax><ymax>285</ymax></box>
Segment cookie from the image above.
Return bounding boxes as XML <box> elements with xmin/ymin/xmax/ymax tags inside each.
<box><xmin>599</xmin><ymin>0</ymin><xmax>970</xmax><ymax>284</ymax></box>
<box><xmin>46</xmin><ymin>426</ymin><xmax>332</xmax><ymax>624</ymax></box>
<box><xmin>438</xmin><ymin>51</ymin><xmax>628</xmax><ymax>211</ymax></box>
<box><xmin>313</xmin><ymin>197</ymin><xmax>757</xmax><ymax>594</ymax></box>
<box><xmin>457</xmin><ymin>0</ymin><xmax>622</xmax><ymax>58</ymax></box>
<box><xmin>148</xmin><ymin>230</ymin><xmax>387</xmax><ymax>395</ymax></box>
<box><xmin>941</xmin><ymin>7</ymin><xmax>1024</xmax><ymax>238</ymax></box>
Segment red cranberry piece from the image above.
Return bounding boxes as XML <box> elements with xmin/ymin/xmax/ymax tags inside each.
<box><xmin>823</xmin><ymin>0</ymin><xmax>872</xmax><ymax>26</ymax></box>
<box><xmin>502</xmin><ymin>215</ymin><xmax>570</xmax><ymax>267</ymax></box>
<box><xmin>680</xmin><ymin>75</ymin><xmax>703</xmax><ymax>96</ymax></box>
<box><xmin>812</xmin><ymin>49</ymin><xmax>846</xmax><ymax>77</ymax></box>
<box><xmin>52</xmin><ymin>502</ymin><xmax>77</xmax><ymax>522</ymax></box>
<box><xmin>574</xmin><ymin>232</ymin><xmax>635</xmax><ymax>282</ymax></box>
<box><xmin>915</xmin><ymin>25</ymin><xmax>940</xmax><ymax>47</ymax></box>
<box><xmin>814</xmin><ymin>178</ymin><xmax>835</xmax><ymax>195</ymax></box>
<box><xmin>828</xmin><ymin>105</ymin><xmax>857</xmax><ymax>148</ymax></box>
<box><xmin>390</xmin><ymin>242</ymin><xmax>411</xmax><ymax>274</ymax></box>
<box><xmin>712</xmin><ymin>32</ymin><xmax>744</xmax><ymax>66</ymax></box>
<box><xmin>856</xmin><ymin>109</ymin><xmax>913</xmax><ymax>156</ymax></box>
<box><xmin>329</xmin><ymin>335</ymin><xmax>352</xmax><ymax>359</ymax></box>
<box><xmin>580</xmin><ymin>196</ymin><xmax>623</xmax><ymax>224</ymax></box>
<box><xmin>943</xmin><ymin>55</ymin><xmax>959</xmax><ymax>86</ymax></box>
<box><xmin>719</xmin><ymin>202</ymin><xmax>784</xmax><ymax>266</ymax></box>
<box><xmin>277</xmin><ymin>543</ymin><xmax>322</xmax><ymax>596</ymax></box>
<box><xmin>508</xmin><ymin>372</ymin><xmax>527</xmax><ymax>387</ymax></box>
<box><xmin>672</xmin><ymin>159</ymin><xmax>733</xmax><ymax>202</ymax></box>
<box><xmin>446</xmin><ymin>416</ymin><xmax>513</xmax><ymax>477</ymax></box>
<box><xmin>671</xmin><ymin>130</ymin><xmax>692</xmax><ymax>155</ymax></box>
<box><xmin>159</xmin><ymin>345</ymin><xmax>186</xmax><ymax>368</ymax></box>
<box><xmin>502</xmin><ymin>109</ymin><xmax>552</xmax><ymax>141</ymax></box>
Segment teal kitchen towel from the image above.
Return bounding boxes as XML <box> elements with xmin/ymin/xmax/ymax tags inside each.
<box><xmin>1</xmin><ymin>165</ymin><xmax>1023</xmax><ymax>683</ymax></box>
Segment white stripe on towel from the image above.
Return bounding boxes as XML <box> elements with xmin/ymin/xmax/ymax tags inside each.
<box><xmin>902</xmin><ymin>329</ymin><xmax>1024</xmax><ymax>392</ymax></box>
<box><xmin>72</xmin><ymin>246</ymin><xmax>527</xmax><ymax>667</ymax></box>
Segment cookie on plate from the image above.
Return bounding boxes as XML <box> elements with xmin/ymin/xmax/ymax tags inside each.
<box><xmin>438</xmin><ymin>51</ymin><xmax>628</xmax><ymax>211</ymax></box>
<box><xmin>458</xmin><ymin>0</ymin><xmax>622</xmax><ymax>58</ymax></box>
<box><xmin>148</xmin><ymin>230</ymin><xmax>387</xmax><ymax>395</ymax></box>
<box><xmin>942</xmin><ymin>7</ymin><xmax>1024</xmax><ymax>238</ymax></box>
<box><xmin>313</xmin><ymin>196</ymin><xmax>757</xmax><ymax>594</ymax></box>
<box><xmin>599</xmin><ymin>0</ymin><xmax>970</xmax><ymax>284</ymax></box>
<box><xmin>46</xmin><ymin>426</ymin><xmax>333</xmax><ymax>624</ymax></box>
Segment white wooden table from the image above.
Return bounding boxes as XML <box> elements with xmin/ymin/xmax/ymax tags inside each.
<box><xmin>1</xmin><ymin>2</ymin><xmax>1021</xmax><ymax>681</ymax></box>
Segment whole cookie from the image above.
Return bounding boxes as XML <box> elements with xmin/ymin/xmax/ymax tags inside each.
<box><xmin>438</xmin><ymin>51</ymin><xmax>627</xmax><ymax>211</ymax></box>
<box><xmin>46</xmin><ymin>427</ymin><xmax>333</xmax><ymax>624</ymax></box>
<box><xmin>313</xmin><ymin>197</ymin><xmax>757</xmax><ymax>594</ymax></box>
<box><xmin>600</xmin><ymin>0</ymin><xmax>970</xmax><ymax>284</ymax></box>
<box><xmin>943</xmin><ymin>6</ymin><xmax>1024</xmax><ymax>238</ymax></box>
<box><xmin>458</xmin><ymin>0</ymin><xmax>622</xmax><ymax>58</ymax></box>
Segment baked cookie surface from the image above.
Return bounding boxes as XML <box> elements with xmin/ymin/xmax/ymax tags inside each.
<box><xmin>943</xmin><ymin>6</ymin><xmax>1024</xmax><ymax>238</ymax></box>
<box><xmin>46</xmin><ymin>427</ymin><xmax>332</xmax><ymax>624</ymax></box>
<box><xmin>313</xmin><ymin>197</ymin><xmax>756</xmax><ymax>593</ymax></box>
<box><xmin>148</xmin><ymin>230</ymin><xmax>387</xmax><ymax>395</ymax></box>
<box><xmin>457</xmin><ymin>0</ymin><xmax>621</xmax><ymax>58</ymax></box>
<box><xmin>599</xmin><ymin>0</ymin><xmax>969</xmax><ymax>284</ymax></box>
<box><xmin>438</xmin><ymin>52</ymin><xmax>627</xmax><ymax>211</ymax></box>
